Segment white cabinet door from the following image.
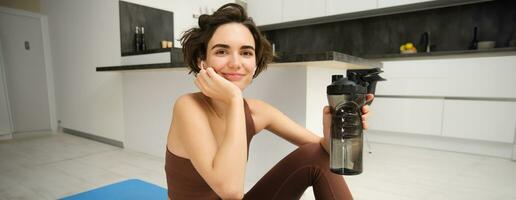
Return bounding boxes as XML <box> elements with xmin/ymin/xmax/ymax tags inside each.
<box><xmin>442</xmin><ymin>99</ymin><xmax>516</xmax><ymax>143</ymax></box>
<box><xmin>378</xmin><ymin>0</ymin><xmax>434</xmax><ymax>8</ymax></box>
<box><xmin>443</xmin><ymin>56</ymin><xmax>516</xmax><ymax>99</ymax></box>
<box><xmin>326</xmin><ymin>0</ymin><xmax>377</xmax><ymax>16</ymax></box>
<box><xmin>368</xmin><ymin>97</ymin><xmax>444</xmax><ymax>136</ymax></box>
<box><xmin>376</xmin><ymin>56</ymin><xmax>516</xmax><ymax>98</ymax></box>
<box><xmin>247</xmin><ymin>0</ymin><xmax>283</xmax><ymax>26</ymax></box>
<box><xmin>375</xmin><ymin>59</ymin><xmax>449</xmax><ymax>96</ymax></box>
<box><xmin>282</xmin><ymin>0</ymin><xmax>326</xmax><ymax>22</ymax></box>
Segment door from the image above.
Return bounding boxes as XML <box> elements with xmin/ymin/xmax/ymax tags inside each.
<box><xmin>0</xmin><ymin>12</ymin><xmax>51</xmax><ymax>133</ymax></box>
<box><xmin>0</xmin><ymin>40</ymin><xmax>13</xmax><ymax>136</ymax></box>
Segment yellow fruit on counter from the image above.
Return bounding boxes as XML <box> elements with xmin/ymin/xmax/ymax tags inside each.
<box><xmin>400</xmin><ymin>42</ymin><xmax>417</xmax><ymax>54</ymax></box>
<box><xmin>405</xmin><ymin>43</ymin><xmax>414</xmax><ymax>49</ymax></box>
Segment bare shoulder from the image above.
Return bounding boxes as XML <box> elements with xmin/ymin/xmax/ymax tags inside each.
<box><xmin>171</xmin><ymin>93</ymin><xmax>212</xmax><ymax>131</ymax></box>
<box><xmin>173</xmin><ymin>92</ymin><xmax>207</xmax><ymax>114</ymax></box>
<box><xmin>168</xmin><ymin>93</ymin><xmax>212</xmax><ymax>154</ymax></box>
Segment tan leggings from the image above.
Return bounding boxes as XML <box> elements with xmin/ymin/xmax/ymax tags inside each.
<box><xmin>243</xmin><ymin>143</ymin><xmax>353</xmax><ymax>200</ymax></box>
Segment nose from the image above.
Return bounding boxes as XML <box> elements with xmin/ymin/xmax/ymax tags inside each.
<box><xmin>227</xmin><ymin>52</ymin><xmax>242</xmax><ymax>70</ymax></box>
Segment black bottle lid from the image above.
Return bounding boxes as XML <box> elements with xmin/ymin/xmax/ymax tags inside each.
<box><xmin>327</xmin><ymin>75</ymin><xmax>366</xmax><ymax>95</ymax></box>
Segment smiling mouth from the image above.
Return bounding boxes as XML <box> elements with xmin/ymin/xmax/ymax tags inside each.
<box><xmin>221</xmin><ymin>73</ymin><xmax>245</xmax><ymax>81</ymax></box>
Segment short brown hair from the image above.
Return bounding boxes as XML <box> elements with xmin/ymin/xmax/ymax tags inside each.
<box><xmin>180</xmin><ymin>3</ymin><xmax>273</xmax><ymax>78</ymax></box>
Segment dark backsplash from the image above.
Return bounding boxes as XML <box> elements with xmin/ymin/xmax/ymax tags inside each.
<box><xmin>119</xmin><ymin>1</ymin><xmax>174</xmax><ymax>56</ymax></box>
<box><xmin>263</xmin><ymin>0</ymin><xmax>516</xmax><ymax>56</ymax></box>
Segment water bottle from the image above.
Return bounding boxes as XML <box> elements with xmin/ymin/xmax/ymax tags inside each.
<box><xmin>327</xmin><ymin>68</ymin><xmax>385</xmax><ymax>175</ymax></box>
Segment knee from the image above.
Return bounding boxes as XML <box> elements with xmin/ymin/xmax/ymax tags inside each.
<box><xmin>293</xmin><ymin>143</ymin><xmax>329</xmax><ymax>168</ymax></box>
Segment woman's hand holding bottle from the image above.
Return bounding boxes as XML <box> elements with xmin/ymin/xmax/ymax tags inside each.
<box><xmin>321</xmin><ymin>94</ymin><xmax>374</xmax><ymax>152</ymax></box>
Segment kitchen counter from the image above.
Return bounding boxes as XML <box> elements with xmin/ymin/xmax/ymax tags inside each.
<box><xmin>96</xmin><ymin>48</ymin><xmax>382</xmax><ymax>71</ymax></box>
<box><xmin>362</xmin><ymin>47</ymin><xmax>516</xmax><ymax>61</ymax></box>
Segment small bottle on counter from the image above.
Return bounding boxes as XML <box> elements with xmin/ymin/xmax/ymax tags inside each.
<box><xmin>469</xmin><ymin>26</ymin><xmax>478</xmax><ymax>50</ymax></box>
<box><xmin>134</xmin><ymin>26</ymin><xmax>141</xmax><ymax>52</ymax></box>
<box><xmin>141</xmin><ymin>27</ymin><xmax>147</xmax><ymax>51</ymax></box>
<box><xmin>272</xmin><ymin>43</ymin><xmax>275</xmax><ymax>56</ymax></box>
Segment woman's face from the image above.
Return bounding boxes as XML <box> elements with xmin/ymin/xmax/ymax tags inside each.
<box><xmin>204</xmin><ymin>23</ymin><xmax>257</xmax><ymax>90</ymax></box>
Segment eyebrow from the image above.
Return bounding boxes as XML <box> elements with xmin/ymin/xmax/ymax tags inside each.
<box><xmin>211</xmin><ymin>44</ymin><xmax>255</xmax><ymax>51</ymax></box>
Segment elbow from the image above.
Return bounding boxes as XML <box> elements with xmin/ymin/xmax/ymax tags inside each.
<box><xmin>215</xmin><ymin>182</ymin><xmax>244</xmax><ymax>199</ymax></box>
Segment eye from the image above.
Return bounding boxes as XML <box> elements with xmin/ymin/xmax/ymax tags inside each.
<box><xmin>241</xmin><ymin>50</ymin><xmax>254</xmax><ymax>57</ymax></box>
<box><xmin>214</xmin><ymin>49</ymin><xmax>228</xmax><ymax>56</ymax></box>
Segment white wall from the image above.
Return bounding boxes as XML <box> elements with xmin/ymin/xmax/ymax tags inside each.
<box><xmin>41</xmin><ymin>0</ymin><xmax>124</xmax><ymax>141</ymax></box>
<box><xmin>40</xmin><ymin>0</ymin><xmax>231</xmax><ymax>142</ymax></box>
<box><xmin>305</xmin><ymin>66</ymin><xmax>347</xmax><ymax>136</ymax></box>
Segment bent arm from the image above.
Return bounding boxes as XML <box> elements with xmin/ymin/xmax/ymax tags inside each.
<box><xmin>252</xmin><ymin>100</ymin><xmax>322</xmax><ymax>148</ymax></box>
<box><xmin>254</xmin><ymin>95</ymin><xmax>373</xmax><ymax>154</ymax></box>
<box><xmin>173</xmin><ymin>95</ymin><xmax>247</xmax><ymax>199</ymax></box>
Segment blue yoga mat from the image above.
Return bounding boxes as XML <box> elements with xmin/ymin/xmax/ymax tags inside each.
<box><xmin>59</xmin><ymin>179</ymin><xmax>167</xmax><ymax>200</ymax></box>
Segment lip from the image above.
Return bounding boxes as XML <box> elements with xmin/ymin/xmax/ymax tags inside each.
<box><xmin>221</xmin><ymin>72</ymin><xmax>245</xmax><ymax>81</ymax></box>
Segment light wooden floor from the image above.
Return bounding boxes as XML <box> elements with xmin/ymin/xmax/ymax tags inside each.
<box><xmin>0</xmin><ymin>132</ymin><xmax>515</xmax><ymax>200</ymax></box>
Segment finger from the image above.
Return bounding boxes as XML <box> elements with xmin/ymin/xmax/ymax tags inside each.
<box><xmin>362</xmin><ymin>121</ymin><xmax>368</xmax><ymax>130</ymax></box>
<box><xmin>206</xmin><ymin>67</ymin><xmax>217</xmax><ymax>79</ymax></box>
<box><xmin>323</xmin><ymin>106</ymin><xmax>331</xmax><ymax>114</ymax></box>
<box><xmin>200</xmin><ymin>61</ymin><xmax>206</xmax><ymax>70</ymax></box>
<box><xmin>198</xmin><ymin>68</ymin><xmax>214</xmax><ymax>86</ymax></box>
<box><xmin>361</xmin><ymin>113</ymin><xmax>369</xmax><ymax>121</ymax></box>
<box><xmin>206</xmin><ymin>67</ymin><xmax>226</xmax><ymax>83</ymax></box>
<box><xmin>198</xmin><ymin>67</ymin><xmax>208</xmax><ymax>78</ymax></box>
<box><xmin>199</xmin><ymin>75</ymin><xmax>214</xmax><ymax>94</ymax></box>
<box><xmin>196</xmin><ymin>73</ymin><xmax>211</xmax><ymax>93</ymax></box>
<box><xmin>195</xmin><ymin>76</ymin><xmax>205</xmax><ymax>90</ymax></box>
<box><xmin>366</xmin><ymin>94</ymin><xmax>374</xmax><ymax>103</ymax></box>
<box><xmin>362</xmin><ymin>105</ymin><xmax>370</xmax><ymax>114</ymax></box>
<box><xmin>194</xmin><ymin>78</ymin><xmax>207</xmax><ymax>95</ymax></box>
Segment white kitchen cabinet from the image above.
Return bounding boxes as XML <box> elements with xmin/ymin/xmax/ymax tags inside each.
<box><xmin>375</xmin><ymin>59</ymin><xmax>449</xmax><ymax>96</ymax></box>
<box><xmin>326</xmin><ymin>0</ymin><xmax>378</xmax><ymax>16</ymax></box>
<box><xmin>376</xmin><ymin>56</ymin><xmax>516</xmax><ymax>98</ymax></box>
<box><xmin>282</xmin><ymin>0</ymin><xmax>326</xmax><ymax>22</ymax></box>
<box><xmin>443</xmin><ymin>56</ymin><xmax>516</xmax><ymax>99</ymax></box>
<box><xmin>442</xmin><ymin>99</ymin><xmax>516</xmax><ymax>143</ymax></box>
<box><xmin>247</xmin><ymin>0</ymin><xmax>283</xmax><ymax>26</ymax></box>
<box><xmin>378</xmin><ymin>0</ymin><xmax>434</xmax><ymax>8</ymax></box>
<box><xmin>368</xmin><ymin>97</ymin><xmax>444</xmax><ymax>136</ymax></box>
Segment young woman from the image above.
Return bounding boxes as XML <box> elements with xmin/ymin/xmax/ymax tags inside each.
<box><xmin>165</xmin><ymin>3</ymin><xmax>373</xmax><ymax>200</ymax></box>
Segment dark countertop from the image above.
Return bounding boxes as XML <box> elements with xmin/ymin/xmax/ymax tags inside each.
<box><xmin>96</xmin><ymin>62</ymin><xmax>182</xmax><ymax>71</ymax></box>
<box><xmin>362</xmin><ymin>47</ymin><xmax>516</xmax><ymax>60</ymax></box>
<box><xmin>97</xmin><ymin>49</ymin><xmax>382</xmax><ymax>71</ymax></box>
